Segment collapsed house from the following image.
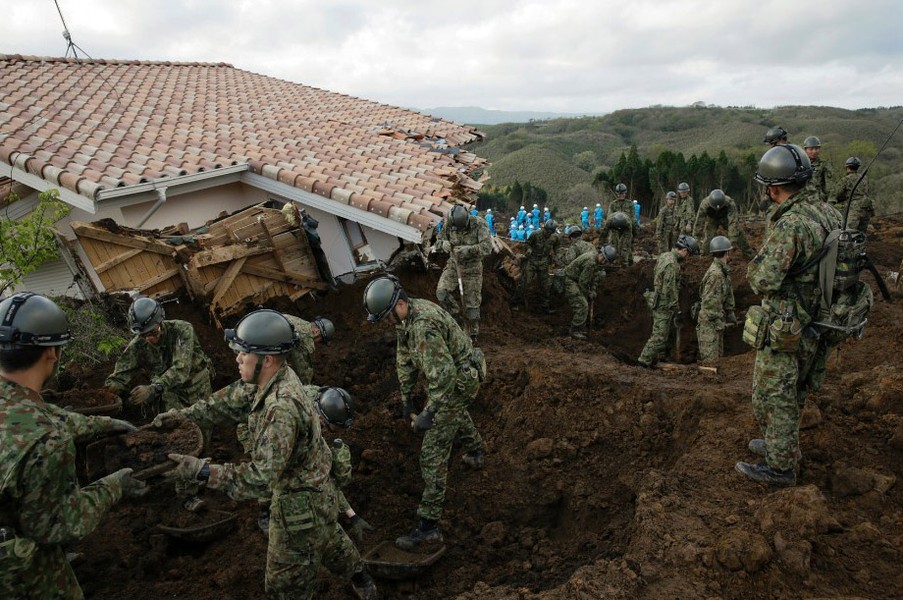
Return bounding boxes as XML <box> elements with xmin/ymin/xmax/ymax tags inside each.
<box><xmin>0</xmin><ymin>54</ymin><xmax>487</xmax><ymax>313</ymax></box>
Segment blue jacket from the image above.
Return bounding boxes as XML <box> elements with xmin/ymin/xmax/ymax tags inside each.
<box><xmin>594</xmin><ymin>207</ymin><xmax>603</xmax><ymax>225</ymax></box>
<box><xmin>581</xmin><ymin>209</ymin><xmax>590</xmax><ymax>225</ymax></box>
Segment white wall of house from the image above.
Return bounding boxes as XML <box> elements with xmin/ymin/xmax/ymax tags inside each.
<box><xmin>13</xmin><ymin>257</ymin><xmax>84</xmax><ymax>299</ymax></box>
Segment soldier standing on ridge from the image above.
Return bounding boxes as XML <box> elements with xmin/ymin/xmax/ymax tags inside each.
<box><xmin>0</xmin><ymin>293</ymin><xmax>146</xmax><ymax>599</ymax></box>
<box><xmin>656</xmin><ymin>191</ymin><xmax>680</xmax><ymax>253</ymax></box>
<box><xmin>434</xmin><ymin>204</ymin><xmax>492</xmax><ymax>339</ymax></box>
<box><xmin>830</xmin><ymin>156</ymin><xmax>874</xmax><ymax>234</ymax></box>
<box><xmin>801</xmin><ymin>136</ymin><xmax>834</xmax><ymax>203</ymax></box>
<box><xmin>695</xmin><ymin>236</ymin><xmax>737</xmax><ymax>362</ymax></box>
<box><xmin>603</xmin><ymin>183</ymin><xmax>639</xmax><ymax>265</ymax></box>
<box><xmin>363</xmin><ymin>276</ymin><xmax>485</xmax><ymax>552</ymax></box>
<box><xmin>736</xmin><ymin>144</ymin><xmax>827</xmax><ymax>488</ymax></box>
<box><xmin>676</xmin><ymin>182</ymin><xmax>696</xmax><ymax>233</ymax></box>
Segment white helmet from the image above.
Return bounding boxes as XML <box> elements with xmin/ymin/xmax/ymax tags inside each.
<box><xmin>520</xmin><ymin>205</ymin><xmax>525</xmax><ymax>210</ymax></box>
<box><xmin>596</xmin><ymin>203</ymin><xmax>601</xmax><ymax>207</ymax></box>
<box><xmin>543</xmin><ymin>206</ymin><xmax>548</xmax><ymax>210</ymax></box>
<box><xmin>518</xmin><ymin>225</ymin><xmax>524</xmax><ymax>229</ymax></box>
<box><xmin>583</xmin><ymin>206</ymin><xmax>588</xmax><ymax>210</ymax></box>
<box><xmin>533</xmin><ymin>204</ymin><xmax>538</xmax><ymax>208</ymax></box>
<box><xmin>487</xmin><ymin>208</ymin><xmax>492</xmax><ymax>212</ymax></box>
<box><xmin>633</xmin><ymin>200</ymin><xmax>638</xmax><ymax>204</ymax></box>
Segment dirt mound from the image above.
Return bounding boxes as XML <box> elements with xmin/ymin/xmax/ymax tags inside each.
<box><xmin>64</xmin><ymin>216</ymin><xmax>903</xmax><ymax>599</ymax></box>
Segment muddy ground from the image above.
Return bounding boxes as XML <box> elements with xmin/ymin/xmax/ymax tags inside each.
<box><xmin>61</xmin><ymin>215</ymin><xmax>903</xmax><ymax>599</ymax></box>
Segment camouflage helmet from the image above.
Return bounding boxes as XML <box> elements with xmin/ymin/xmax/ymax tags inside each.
<box><xmin>312</xmin><ymin>317</ymin><xmax>335</xmax><ymax>345</ymax></box>
<box><xmin>543</xmin><ymin>219</ymin><xmax>557</xmax><ymax>233</ymax></box>
<box><xmin>225</xmin><ymin>309</ymin><xmax>298</xmax><ymax>355</ymax></box>
<box><xmin>316</xmin><ymin>387</ymin><xmax>354</xmax><ymax>428</ymax></box>
<box><xmin>709</xmin><ymin>235</ymin><xmax>733</xmax><ymax>254</ymax></box>
<box><xmin>564</xmin><ymin>225</ymin><xmax>583</xmax><ymax>238</ymax></box>
<box><xmin>676</xmin><ymin>233</ymin><xmax>700</xmax><ymax>255</ymax></box>
<box><xmin>763</xmin><ymin>126</ymin><xmax>788</xmax><ymax>145</ymax></box>
<box><xmin>666</xmin><ymin>191</ymin><xmax>678</xmax><ymax>200</ymax></box>
<box><xmin>609</xmin><ymin>211</ymin><xmax>630</xmax><ymax>230</ymax></box>
<box><xmin>0</xmin><ymin>292</ymin><xmax>71</xmax><ymax>349</ymax></box>
<box><xmin>754</xmin><ymin>144</ymin><xmax>813</xmax><ymax>186</ymax></box>
<box><xmin>363</xmin><ymin>275</ymin><xmax>403</xmax><ymax>322</ymax></box>
<box><xmin>708</xmin><ymin>189</ymin><xmax>727</xmax><ymax>209</ymax></box>
<box><xmin>803</xmin><ymin>136</ymin><xmax>821</xmax><ymax>148</ymax></box>
<box><xmin>128</xmin><ymin>297</ymin><xmax>165</xmax><ymax>335</ymax></box>
<box><xmin>614</xmin><ymin>183</ymin><xmax>628</xmax><ymax>194</ymax></box>
<box><xmin>844</xmin><ymin>156</ymin><xmax>862</xmax><ymax>170</ymax></box>
<box><xmin>599</xmin><ymin>245</ymin><xmax>617</xmax><ymax>263</ymax></box>
<box><xmin>677</xmin><ymin>182</ymin><xmax>690</xmax><ymax>192</ymax></box>
<box><xmin>449</xmin><ymin>205</ymin><xmax>469</xmax><ymax>230</ymax></box>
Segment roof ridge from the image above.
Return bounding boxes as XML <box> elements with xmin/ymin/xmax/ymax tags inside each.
<box><xmin>0</xmin><ymin>54</ymin><xmax>233</xmax><ymax>68</ymax></box>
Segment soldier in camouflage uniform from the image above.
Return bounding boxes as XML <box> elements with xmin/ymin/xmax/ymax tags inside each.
<box><xmin>105</xmin><ymin>297</ymin><xmax>213</xmax><ymax>412</ymax></box>
<box><xmin>695</xmin><ymin>236</ymin><xmax>737</xmax><ymax>362</ymax></box>
<box><xmin>801</xmin><ymin>136</ymin><xmax>835</xmax><ymax>203</ymax></box>
<box><xmin>603</xmin><ymin>183</ymin><xmax>640</xmax><ymax>265</ymax></box>
<box><xmin>656</xmin><ymin>191</ymin><xmax>680</xmax><ymax>253</ymax></box>
<box><xmin>0</xmin><ymin>293</ymin><xmax>145</xmax><ymax>599</ymax></box>
<box><xmin>557</xmin><ymin>225</ymin><xmax>596</xmax><ymax>268</ymax></box>
<box><xmin>638</xmin><ymin>235</ymin><xmax>699</xmax><ymax>367</ymax></box>
<box><xmin>676</xmin><ymin>182</ymin><xmax>696</xmax><ymax>234</ymax></box>
<box><xmin>363</xmin><ymin>276</ymin><xmax>484</xmax><ymax>551</ymax></box>
<box><xmin>162</xmin><ymin>310</ymin><xmax>376</xmax><ymax>600</ymax></box>
<box><xmin>693</xmin><ymin>189</ymin><xmax>754</xmax><ymax>258</ymax></box>
<box><xmin>736</xmin><ymin>144</ymin><xmax>829</xmax><ymax>488</ymax></box>
<box><xmin>830</xmin><ymin>156</ymin><xmax>873</xmax><ymax>234</ymax></box>
<box><xmin>513</xmin><ymin>219</ymin><xmax>562</xmax><ymax>312</ymax></box>
<box><xmin>434</xmin><ymin>204</ymin><xmax>493</xmax><ymax>338</ymax></box>
<box><xmin>565</xmin><ymin>245</ymin><xmax>616</xmax><ymax>339</ymax></box>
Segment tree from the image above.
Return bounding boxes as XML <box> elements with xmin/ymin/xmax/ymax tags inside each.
<box><xmin>573</xmin><ymin>150</ymin><xmax>598</xmax><ymax>172</ymax></box>
<box><xmin>0</xmin><ymin>189</ymin><xmax>72</xmax><ymax>296</ymax></box>
<box><xmin>509</xmin><ymin>180</ymin><xmax>524</xmax><ymax>207</ymax></box>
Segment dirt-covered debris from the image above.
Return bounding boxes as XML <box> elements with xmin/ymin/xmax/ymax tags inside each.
<box><xmin>57</xmin><ymin>215</ymin><xmax>903</xmax><ymax>599</ymax></box>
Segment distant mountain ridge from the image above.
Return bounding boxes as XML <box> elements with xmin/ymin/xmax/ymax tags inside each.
<box><xmin>419</xmin><ymin>105</ymin><xmax>606</xmax><ymax>126</ymax></box>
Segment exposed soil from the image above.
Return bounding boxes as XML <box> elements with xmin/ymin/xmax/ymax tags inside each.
<box><xmin>61</xmin><ymin>215</ymin><xmax>903</xmax><ymax>599</ymax></box>
<box><xmin>86</xmin><ymin>420</ymin><xmax>203</xmax><ymax>480</ymax></box>
<box><xmin>50</xmin><ymin>387</ymin><xmax>121</xmax><ymax>413</ymax></box>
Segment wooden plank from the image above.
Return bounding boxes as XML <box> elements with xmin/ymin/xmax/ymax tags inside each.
<box><xmin>188</xmin><ymin>244</ymin><xmax>272</xmax><ymax>269</ymax></box>
<box><xmin>134</xmin><ymin>267</ymin><xmax>181</xmax><ymax>293</ymax></box>
<box><xmin>210</xmin><ymin>257</ymin><xmax>247</xmax><ymax>307</ymax></box>
<box><xmin>240</xmin><ymin>263</ymin><xmax>327</xmax><ymax>289</ymax></box>
<box><xmin>71</xmin><ymin>223</ymin><xmax>175</xmax><ymax>255</ymax></box>
<box><xmin>93</xmin><ymin>247</ymin><xmax>144</xmax><ymax>274</ymax></box>
<box><xmin>655</xmin><ymin>363</ymin><xmax>719</xmax><ymax>375</ymax></box>
<box><xmin>258</xmin><ymin>219</ymin><xmax>286</xmax><ymax>272</ymax></box>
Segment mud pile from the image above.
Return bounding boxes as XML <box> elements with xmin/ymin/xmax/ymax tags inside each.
<box><xmin>67</xmin><ymin>215</ymin><xmax>903</xmax><ymax>599</ymax></box>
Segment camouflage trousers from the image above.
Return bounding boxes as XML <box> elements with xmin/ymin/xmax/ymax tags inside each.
<box><xmin>437</xmin><ymin>263</ymin><xmax>483</xmax><ymax>336</ymax></box>
<box><xmin>696</xmin><ymin>319</ymin><xmax>724</xmax><ymax>362</ymax></box>
<box><xmin>266</xmin><ymin>485</ymin><xmax>363</xmax><ymax>599</ymax></box>
<box><xmin>0</xmin><ymin>539</ymin><xmax>82</xmax><ymax>600</ymax></box>
<box><xmin>657</xmin><ymin>228</ymin><xmax>678</xmax><ymax>254</ymax></box>
<box><xmin>514</xmin><ymin>259</ymin><xmax>551</xmax><ymax>310</ymax></box>
<box><xmin>417</xmin><ymin>369</ymin><xmax>482</xmax><ymax>522</ymax></box>
<box><xmin>608</xmin><ymin>229</ymin><xmax>633</xmax><ymax>265</ymax></box>
<box><xmin>564</xmin><ymin>279</ymin><xmax>590</xmax><ymax>328</ymax></box>
<box><xmin>751</xmin><ymin>335</ymin><xmax>820</xmax><ymax>472</ymax></box>
<box><xmin>638</xmin><ymin>309</ymin><xmax>676</xmax><ymax>366</ymax></box>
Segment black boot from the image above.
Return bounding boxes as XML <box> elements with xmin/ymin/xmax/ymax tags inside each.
<box><xmin>735</xmin><ymin>461</ymin><xmax>795</xmax><ymax>487</ymax></box>
<box><xmin>350</xmin><ymin>570</ymin><xmax>378</xmax><ymax>600</ymax></box>
<box><xmin>395</xmin><ymin>519</ymin><xmax>443</xmax><ymax>551</ymax></box>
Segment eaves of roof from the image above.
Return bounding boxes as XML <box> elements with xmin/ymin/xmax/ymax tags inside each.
<box><xmin>0</xmin><ymin>54</ymin><xmax>488</xmax><ymax>238</ymax></box>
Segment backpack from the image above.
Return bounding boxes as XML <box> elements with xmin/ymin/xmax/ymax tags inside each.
<box><xmin>791</xmin><ymin>227</ymin><xmax>874</xmax><ymax>347</ymax></box>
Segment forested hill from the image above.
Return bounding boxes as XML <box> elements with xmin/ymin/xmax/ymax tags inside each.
<box><xmin>467</xmin><ymin>105</ymin><xmax>903</xmax><ymax>220</ymax></box>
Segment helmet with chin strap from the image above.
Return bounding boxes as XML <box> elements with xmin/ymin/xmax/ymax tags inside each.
<box><xmin>225</xmin><ymin>309</ymin><xmax>298</xmax><ymax>382</ymax></box>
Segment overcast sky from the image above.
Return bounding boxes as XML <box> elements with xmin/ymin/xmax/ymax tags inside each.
<box><xmin>3</xmin><ymin>0</ymin><xmax>902</xmax><ymax>113</ymax></box>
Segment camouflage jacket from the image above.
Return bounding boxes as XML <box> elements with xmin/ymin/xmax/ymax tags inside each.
<box><xmin>677</xmin><ymin>196</ymin><xmax>695</xmax><ymax>231</ymax></box>
<box><xmin>652</xmin><ymin>250</ymin><xmax>682</xmax><ymax>313</ymax></box>
<box><xmin>395</xmin><ymin>298</ymin><xmax>474</xmax><ymax>411</ymax></box>
<box><xmin>106</xmin><ymin>319</ymin><xmax>212</xmax><ymax>394</ymax></box>
<box><xmin>606</xmin><ymin>199</ymin><xmax>640</xmax><ymax>234</ymax></box>
<box><xmin>436</xmin><ymin>215</ymin><xmax>492</xmax><ymax>272</ymax></box>
<box><xmin>698</xmin><ymin>259</ymin><xmax>735</xmax><ymax>325</ymax></box>
<box><xmin>282</xmin><ymin>314</ymin><xmax>316</xmax><ymax>384</ymax></box>
<box><xmin>557</xmin><ymin>239</ymin><xmax>595</xmax><ymax>267</ymax></box>
<box><xmin>656</xmin><ymin>204</ymin><xmax>678</xmax><ymax>238</ymax></box>
<box><xmin>748</xmin><ymin>192</ymin><xmax>828</xmax><ymax>315</ymax></box>
<box><xmin>0</xmin><ymin>378</ymin><xmax>124</xmax><ymax>545</ymax></box>
<box><xmin>803</xmin><ymin>157</ymin><xmax>835</xmax><ymax>203</ymax></box>
<box><xmin>693</xmin><ymin>195</ymin><xmax>741</xmax><ymax>237</ymax></box>
<box><xmin>830</xmin><ymin>173</ymin><xmax>873</xmax><ymax>231</ymax></box>
<box><xmin>523</xmin><ymin>229</ymin><xmax>561</xmax><ymax>265</ymax></box>
<box><xmin>565</xmin><ymin>250</ymin><xmax>606</xmax><ymax>296</ymax></box>
<box><xmin>182</xmin><ymin>366</ymin><xmax>333</xmax><ymax>501</ymax></box>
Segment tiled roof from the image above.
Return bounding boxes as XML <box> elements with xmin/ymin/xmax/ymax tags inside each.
<box><xmin>0</xmin><ymin>55</ymin><xmax>487</xmax><ymax>232</ymax></box>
